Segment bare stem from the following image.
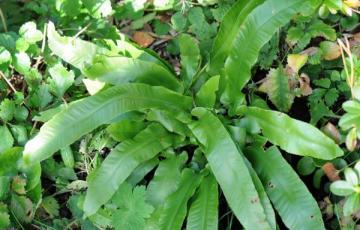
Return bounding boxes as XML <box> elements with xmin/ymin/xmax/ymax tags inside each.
<box><xmin>0</xmin><ymin>71</ymin><xmax>16</xmax><ymax>92</ymax></box>
<box><xmin>0</xmin><ymin>7</ymin><xmax>7</xmax><ymax>32</ymax></box>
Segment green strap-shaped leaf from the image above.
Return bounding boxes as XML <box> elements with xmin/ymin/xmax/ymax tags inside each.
<box><xmin>84</xmin><ymin>123</ymin><xmax>174</xmax><ymax>216</ymax></box>
<box><xmin>178</xmin><ymin>34</ymin><xmax>200</xmax><ymax>90</ymax></box>
<box><xmin>114</xmin><ymin>40</ymin><xmax>174</xmax><ymax>72</ymax></box>
<box><xmin>48</xmin><ymin>22</ymin><xmax>174</xmax><ymax>76</ymax></box>
<box><xmin>208</xmin><ymin>0</ymin><xmax>265</xmax><ymax>75</ymax></box>
<box><xmin>195</xmin><ymin>75</ymin><xmax>220</xmax><ymax>108</ymax></box>
<box><xmin>83</xmin><ymin>56</ymin><xmax>183</xmax><ymax>92</ymax></box>
<box><xmin>186</xmin><ymin>173</ymin><xmax>218</xmax><ymax>230</ymax></box>
<box><xmin>245</xmin><ymin>146</ymin><xmax>325</xmax><ymax>230</ymax></box>
<box><xmin>245</xmin><ymin>107</ymin><xmax>343</xmax><ymax>160</ymax></box>
<box><xmin>189</xmin><ymin>108</ymin><xmax>272</xmax><ymax>230</ymax></box>
<box><xmin>159</xmin><ymin>169</ymin><xmax>202</xmax><ymax>230</ymax></box>
<box><xmin>247</xmin><ymin>162</ymin><xmax>276</xmax><ymax>230</ymax></box>
<box><xmin>146</xmin><ymin>153</ymin><xmax>188</xmax><ymax>208</ymax></box>
<box><xmin>23</xmin><ymin>83</ymin><xmax>192</xmax><ymax>163</ymax></box>
<box><xmin>47</xmin><ymin>22</ymin><xmax>105</xmax><ymax>70</ymax></box>
<box><xmin>146</xmin><ymin>109</ymin><xmax>190</xmax><ymax>136</ymax></box>
<box><xmin>126</xmin><ymin>158</ymin><xmax>159</xmax><ymax>186</ymax></box>
<box><xmin>222</xmin><ymin>0</ymin><xmax>320</xmax><ymax>110</ymax></box>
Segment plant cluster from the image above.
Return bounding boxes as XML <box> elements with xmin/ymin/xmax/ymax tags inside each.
<box><xmin>1</xmin><ymin>0</ymin><xmax>360</xmax><ymax>229</ymax></box>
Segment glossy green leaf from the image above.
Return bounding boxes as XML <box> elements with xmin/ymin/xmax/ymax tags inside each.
<box><xmin>339</xmin><ymin>100</ymin><xmax>360</xmax><ymax>131</ymax></box>
<box><xmin>82</xmin><ymin>0</ymin><xmax>112</xmax><ymax>18</ymax></box>
<box><xmin>10</xmin><ymin>125</ymin><xmax>28</xmax><ymax>146</ymax></box>
<box><xmin>297</xmin><ymin>157</ymin><xmax>316</xmax><ymax>176</ymax></box>
<box><xmin>178</xmin><ymin>34</ymin><xmax>200</xmax><ymax>89</ymax></box>
<box><xmin>195</xmin><ymin>75</ymin><xmax>220</xmax><ymax>108</ymax></box>
<box><xmin>245</xmin><ymin>146</ymin><xmax>325</xmax><ymax>230</ymax></box>
<box><xmin>146</xmin><ymin>109</ymin><xmax>190</xmax><ymax>136</ymax></box>
<box><xmin>126</xmin><ymin>158</ymin><xmax>159</xmax><ymax>186</ymax></box>
<box><xmin>19</xmin><ymin>21</ymin><xmax>43</xmax><ymax>44</ymax></box>
<box><xmin>114</xmin><ymin>39</ymin><xmax>173</xmax><ymax>71</ymax></box>
<box><xmin>330</xmin><ymin>181</ymin><xmax>355</xmax><ymax>196</ymax></box>
<box><xmin>159</xmin><ymin>169</ymin><xmax>202</xmax><ymax>230</ymax></box>
<box><xmin>0</xmin><ymin>147</ymin><xmax>22</xmax><ymax>175</ymax></box>
<box><xmin>343</xmin><ymin>193</ymin><xmax>360</xmax><ymax>216</ymax></box>
<box><xmin>84</xmin><ymin>123</ymin><xmax>175</xmax><ymax>216</ymax></box>
<box><xmin>0</xmin><ymin>47</ymin><xmax>11</xmax><ymax>65</ymax></box>
<box><xmin>0</xmin><ymin>99</ymin><xmax>15</xmax><ymax>122</ymax></box>
<box><xmin>208</xmin><ymin>0</ymin><xmax>265</xmax><ymax>75</ymax></box>
<box><xmin>189</xmin><ymin>108</ymin><xmax>272</xmax><ymax>229</ymax></box>
<box><xmin>23</xmin><ymin>163</ymin><xmax>41</xmax><ymax>192</ymax></box>
<box><xmin>344</xmin><ymin>168</ymin><xmax>359</xmax><ymax>186</ymax></box>
<box><xmin>48</xmin><ymin>63</ymin><xmax>75</xmax><ymax>98</ymax></box>
<box><xmin>245</xmin><ymin>107</ymin><xmax>343</xmax><ymax>160</ymax></box>
<box><xmin>60</xmin><ymin>146</ymin><xmax>75</xmax><ymax>168</ymax></box>
<box><xmin>106</xmin><ymin>120</ymin><xmax>147</xmax><ymax>142</ymax></box>
<box><xmin>24</xmin><ymin>83</ymin><xmax>192</xmax><ymax>163</ymax></box>
<box><xmin>0</xmin><ymin>125</ymin><xmax>14</xmax><ymax>153</ymax></box>
<box><xmin>186</xmin><ymin>174</ymin><xmax>218</xmax><ymax>230</ymax></box>
<box><xmin>83</xmin><ymin>56</ymin><xmax>183</xmax><ymax>92</ymax></box>
<box><xmin>47</xmin><ymin>21</ymin><xmax>105</xmax><ymax>70</ymax></box>
<box><xmin>146</xmin><ymin>153</ymin><xmax>187</xmax><ymax>208</ymax></box>
<box><xmin>247</xmin><ymin>162</ymin><xmax>276</xmax><ymax>229</ymax></box>
<box><xmin>221</xmin><ymin>0</ymin><xmax>319</xmax><ymax>110</ymax></box>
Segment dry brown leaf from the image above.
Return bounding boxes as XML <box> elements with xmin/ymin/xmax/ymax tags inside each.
<box><xmin>322</xmin><ymin>162</ymin><xmax>340</xmax><ymax>182</ymax></box>
<box><xmin>133</xmin><ymin>31</ymin><xmax>155</xmax><ymax>48</ymax></box>
<box><xmin>299</xmin><ymin>73</ymin><xmax>312</xmax><ymax>96</ymax></box>
<box><xmin>322</xmin><ymin>122</ymin><xmax>341</xmax><ymax>144</ymax></box>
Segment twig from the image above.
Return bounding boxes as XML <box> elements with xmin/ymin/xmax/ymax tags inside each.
<box><xmin>0</xmin><ymin>7</ymin><xmax>7</xmax><ymax>32</ymax></box>
<box><xmin>0</xmin><ymin>71</ymin><xmax>17</xmax><ymax>92</ymax></box>
<box><xmin>64</xmin><ymin>219</ymin><xmax>78</xmax><ymax>229</ymax></box>
<box><xmin>71</xmin><ymin>22</ymin><xmax>91</xmax><ymax>44</ymax></box>
<box><xmin>34</xmin><ymin>23</ymin><xmax>48</xmax><ymax>68</ymax></box>
<box><xmin>338</xmin><ymin>37</ymin><xmax>355</xmax><ymax>98</ymax></box>
<box><xmin>62</xmin><ymin>97</ymin><xmax>68</xmax><ymax>106</ymax></box>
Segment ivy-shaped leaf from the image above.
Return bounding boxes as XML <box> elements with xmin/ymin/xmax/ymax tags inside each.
<box><xmin>112</xmin><ymin>183</ymin><xmax>154</xmax><ymax>230</ymax></box>
<box><xmin>48</xmin><ymin>63</ymin><xmax>75</xmax><ymax>98</ymax></box>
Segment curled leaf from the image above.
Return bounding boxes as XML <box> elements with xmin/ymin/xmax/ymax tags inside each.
<box><xmin>287</xmin><ymin>54</ymin><xmax>308</xmax><ymax>73</ymax></box>
<box><xmin>346</xmin><ymin>127</ymin><xmax>357</xmax><ymax>152</ymax></box>
<box><xmin>320</xmin><ymin>41</ymin><xmax>341</xmax><ymax>61</ymax></box>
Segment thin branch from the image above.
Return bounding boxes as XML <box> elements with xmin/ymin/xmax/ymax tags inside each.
<box><xmin>0</xmin><ymin>7</ymin><xmax>7</xmax><ymax>32</ymax></box>
<box><xmin>34</xmin><ymin>23</ymin><xmax>48</xmax><ymax>68</ymax></box>
<box><xmin>338</xmin><ymin>37</ymin><xmax>355</xmax><ymax>98</ymax></box>
<box><xmin>70</xmin><ymin>22</ymin><xmax>92</xmax><ymax>44</ymax></box>
<box><xmin>0</xmin><ymin>71</ymin><xmax>17</xmax><ymax>92</ymax></box>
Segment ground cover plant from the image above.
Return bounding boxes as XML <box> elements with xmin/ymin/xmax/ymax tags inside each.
<box><xmin>1</xmin><ymin>0</ymin><xmax>360</xmax><ymax>229</ymax></box>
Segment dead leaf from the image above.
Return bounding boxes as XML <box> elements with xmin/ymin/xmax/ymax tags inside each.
<box><xmin>346</xmin><ymin>127</ymin><xmax>358</xmax><ymax>152</ymax></box>
<box><xmin>322</xmin><ymin>162</ymin><xmax>340</xmax><ymax>182</ymax></box>
<box><xmin>320</xmin><ymin>41</ymin><xmax>341</xmax><ymax>61</ymax></box>
<box><xmin>299</xmin><ymin>73</ymin><xmax>312</xmax><ymax>96</ymax></box>
<box><xmin>133</xmin><ymin>31</ymin><xmax>155</xmax><ymax>48</ymax></box>
<box><xmin>322</xmin><ymin>122</ymin><xmax>341</xmax><ymax>144</ymax></box>
<box><xmin>287</xmin><ymin>54</ymin><xmax>308</xmax><ymax>73</ymax></box>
